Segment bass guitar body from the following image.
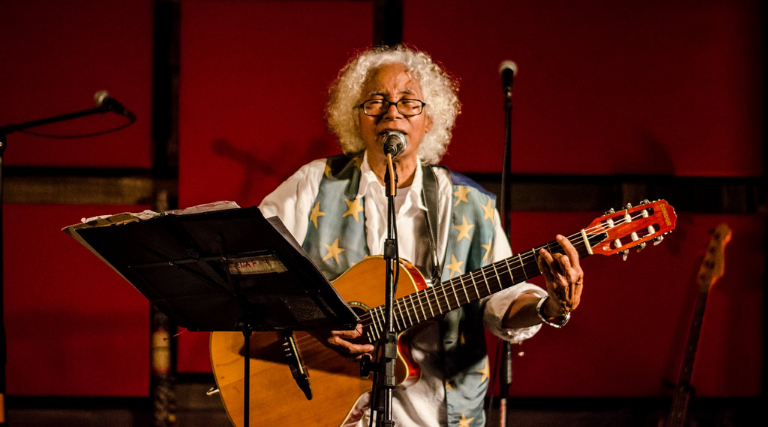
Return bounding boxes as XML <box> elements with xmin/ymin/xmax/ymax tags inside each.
<box><xmin>210</xmin><ymin>257</ymin><xmax>426</xmax><ymax>427</ymax></box>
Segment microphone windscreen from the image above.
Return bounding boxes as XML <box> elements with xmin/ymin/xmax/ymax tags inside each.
<box><xmin>94</xmin><ymin>90</ymin><xmax>110</xmax><ymax>107</ymax></box>
<box><xmin>498</xmin><ymin>60</ymin><xmax>518</xmax><ymax>76</ymax></box>
<box><xmin>383</xmin><ymin>130</ymin><xmax>407</xmax><ymax>156</ymax></box>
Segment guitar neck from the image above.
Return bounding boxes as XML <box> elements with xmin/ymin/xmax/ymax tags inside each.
<box><xmin>666</xmin><ymin>283</ymin><xmax>711</xmax><ymax>427</ymax></box>
<box><xmin>361</xmin><ymin>230</ymin><xmax>607</xmax><ymax>343</ymax></box>
<box><xmin>676</xmin><ymin>284</ymin><xmax>710</xmax><ymax>387</ymax></box>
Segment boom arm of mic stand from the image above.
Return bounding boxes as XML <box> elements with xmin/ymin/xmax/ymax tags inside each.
<box><xmin>0</xmin><ymin>107</ymin><xmax>107</xmax><ymax>135</ymax></box>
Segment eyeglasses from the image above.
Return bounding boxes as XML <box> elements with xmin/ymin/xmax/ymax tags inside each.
<box><xmin>357</xmin><ymin>99</ymin><xmax>426</xmax><ymax>117</ymax></box>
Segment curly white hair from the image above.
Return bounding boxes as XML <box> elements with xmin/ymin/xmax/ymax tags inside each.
<box><xmin>326</xmin><ymin>45</ymin><xmax>461</xmax><ymax>165</ymax></box>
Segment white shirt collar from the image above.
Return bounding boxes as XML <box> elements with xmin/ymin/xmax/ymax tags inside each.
<box><xmin>358</xmin><ymin>150</ymin><xmax>428</xmax><ymax>211</ymax></box>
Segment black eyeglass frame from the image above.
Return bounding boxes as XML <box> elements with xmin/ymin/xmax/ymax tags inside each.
<box><xmin>356</xmin><ymin>99</ymin><xmax>427</xmax><ymax>117</ymax></box>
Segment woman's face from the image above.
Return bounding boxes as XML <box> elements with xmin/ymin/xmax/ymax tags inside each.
<box><xmin>357</xmin><ymin>62</ymin><xmax>432</xmax><ymax>165</ymax></box>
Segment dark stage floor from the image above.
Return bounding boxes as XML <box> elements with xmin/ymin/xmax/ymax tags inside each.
<box><xmin>6</xmin><ymin>382</ymin><xmax>762</xmax><ymax>427</ymax></box>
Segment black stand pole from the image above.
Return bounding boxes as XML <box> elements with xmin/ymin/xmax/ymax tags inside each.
<box><xmin>0</xmin><ymin>132</ymin><xmax>6</xmax><ymax>426</ymax></box>
<box><xmin>242</xmin><ymin>325</ymin><xmax>252</xmax><ymax>427</ymax></box>
<box><xmin>0</xmin><ymin>104</ymin><xmax>113</xmax><ymax>426</ymax></box>
<box><xmin>498</xmin><ymin>81</ymin><xmax>515</xmax><ymax>427</ymax></box>
<box><xmin>379</xmin><ymin>156</ymin><xmax>399</xmax><ymax>427</ymax></box>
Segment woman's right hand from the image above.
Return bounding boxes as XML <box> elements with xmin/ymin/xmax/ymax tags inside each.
<box><xmin>315</xmin><ymin>323</ymin><xmax>375</xmax><ymax>360</ymax></box>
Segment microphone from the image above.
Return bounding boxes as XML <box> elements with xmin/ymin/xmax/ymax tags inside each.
<box><xmin>499</xmin><ymin>60</ymin><xmax>518</xmax><ymax>96</ymax></box>
<box><xmin>94</xmin><ymin>90</ymin><xmax>136</xmax><ymax>121</ymax></box>
<box><xmin>382</xmin><ymin>130</ymin><xmax>407</xmax><ymax>157</ymax></box>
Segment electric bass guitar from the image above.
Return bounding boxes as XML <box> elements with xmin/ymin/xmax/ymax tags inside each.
<box><xmin>211</xmin><ymin>199</ymin><xmax>677</xmax><ymax>427</ymax></box>
<box><xmin>663</xmin><ymin>223</ymin><xmax>731</xmax><ymax>427</ymax></box>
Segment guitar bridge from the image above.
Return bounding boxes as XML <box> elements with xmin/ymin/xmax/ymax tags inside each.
<box><xmin>282</xmin><ymin>331</ymin><xmax>312</xmax><ymax>400</ymax></box>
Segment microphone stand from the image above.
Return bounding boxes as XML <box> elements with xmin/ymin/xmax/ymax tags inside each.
<box><xmin>0</xmin><ymin>104</ymin><xmax>114</xmax><ymax>423</ymax></box>
<box><xmin>370</xmin><ymin>152</ymin><xmax>399</xmax><ymax>427</ymax></box>
<box><xmin>498</xmin><ymin>83</ymin><xmax>514</xmax><ymax>427</ymax></box>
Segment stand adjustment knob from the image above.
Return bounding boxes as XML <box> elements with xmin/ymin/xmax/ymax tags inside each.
<box><xmin>360</xmin><ymin>354</ymin><xmax>380</xmax><ymax>379</ymax></box>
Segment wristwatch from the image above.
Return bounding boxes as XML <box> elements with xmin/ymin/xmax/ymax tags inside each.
<box><xmin>536</xmin><ymin>296</ymin><xmax>570</xmax><ymax>328</ymax></box>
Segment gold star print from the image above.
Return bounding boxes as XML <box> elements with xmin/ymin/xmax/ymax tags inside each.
<box><xmin>481</xmin><ymin>237</ymin><xmax>492</xmax><ymax>262</ymax></box>
<box><xmin>352</xmin><ymin>156</ymin><xmax>363</xmax><ymax>169</ymax></box>
<box><xmin>324</xmin><ymin>164</ymin><xmax>331</xmax><ymax>178</ymax></box>
<box><xmin>309</xmin><ymin>202</ymin><xmax>325</xmax><ymax>228</ymax></box>
<box><xmin>453</xmin><ymin>186</ymin><xmax>471</xmax><ymax>206</ymax></box>
<box><xmin>342</xmin><ymin>198</ymin><xmax>365</xmax><ymax>223</ymax></box>
<box><xmin>445</xmin><ymin>381</ymin><xmax>454</xmax><ymax>391</ymax></box>
<box><xmin>445</xmin><ymin>253</ymin><xmax>464</xmax><ymax>278</ymax></box>
<box><xmin>454</xmin><ymin>215</ymin><xmax>474</xmax><ymax>242</ymax></box>
<box><xmin>481</xmin><ymin>198</ymin><xmax>495</xmax><ymax>224</ymax></box>
<box><xmin>322</xmin><ymin>238</ymin><xmax>345</xmax><ymax>264</ymax></box>
<box><xmin>458</xmin><ymin>413</ymin><xmax>475</xmax><ymax>427</ymax></box>
<box><xmin>476</xmin><ymin>359</ymin><xmax>490</xmax><ymax>384</ymax></box>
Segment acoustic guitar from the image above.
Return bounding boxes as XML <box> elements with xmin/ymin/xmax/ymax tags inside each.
<box><xmin>211</xmin><ymin>199</ymin><xmax>677</xmax><ymax>427</ymax></box>
<box><xmin>663</xmin><ymin>223</ymin><xmax>731</xmax><ymax>427</ymax></box>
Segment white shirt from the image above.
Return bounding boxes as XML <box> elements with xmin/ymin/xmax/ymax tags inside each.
<box><xmin>259</xmin><ymin>152</ymin><xmax>545</xmax><ymax>427</ymax></box>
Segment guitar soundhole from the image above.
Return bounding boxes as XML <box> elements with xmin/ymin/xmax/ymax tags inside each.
<box><xmin>348</xmin><ymin>302</ymin><xmax>370</xmax><ymax>316</ymax></box>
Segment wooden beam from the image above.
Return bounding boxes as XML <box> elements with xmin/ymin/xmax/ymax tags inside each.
<box><xmin>5</xmin><ymin>175</ymin><xmax>154</xmax><ymax>206</ymax></box>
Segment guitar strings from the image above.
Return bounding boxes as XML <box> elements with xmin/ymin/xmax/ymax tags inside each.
<box><xmin>358</xmin><ymin>208</ymin><xmax>657</xmax><ymax>337</ymax></box>
<box><xmin>293</xmin><ymin>208</ymin><xmax>662</xmax><ymax>346</ymax></box>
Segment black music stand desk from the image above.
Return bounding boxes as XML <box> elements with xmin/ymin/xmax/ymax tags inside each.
<box><xmin>64</xmin><ymin>205</ymin><xmax>358</xmax><ymax>427</ymax></box>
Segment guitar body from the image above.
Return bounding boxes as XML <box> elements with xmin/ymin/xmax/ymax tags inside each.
<box><xmin>210</xmin><ymin>257</ymin><xmax>427</xmax><ymax>427</ymax></box>
<box><xmin>210</xmin><ymin>200</ymin><xmax>677</xmax><ymax>427</ymax></box>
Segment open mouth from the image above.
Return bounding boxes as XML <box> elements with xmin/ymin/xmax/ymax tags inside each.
<box><xmin>378</xmin><ymin>130</ymin><xmax>407</xmax><ymax>137</ymax></box>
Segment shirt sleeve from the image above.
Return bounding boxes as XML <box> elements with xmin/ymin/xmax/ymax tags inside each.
<box><xmin>482</xmin><ymin>210</ymin><xmax>546</xmax><ymax>342</ymax></box>
<box><xmin>258</xmin><ymin>159</ymin><xmax>326</xmax><ymax>244</ymax></box>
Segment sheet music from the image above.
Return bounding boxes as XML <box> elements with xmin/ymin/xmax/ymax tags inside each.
<box><xmin>77</xmin><ymin>200</ymin><xmax>241</xmax><ymax>225</ymax></box>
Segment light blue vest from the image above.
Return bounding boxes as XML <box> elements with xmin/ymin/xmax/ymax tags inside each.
<box><xmin>302</xmin><ymin>155</ymin><xmax>497</xmax><ymax>427</ymax></box>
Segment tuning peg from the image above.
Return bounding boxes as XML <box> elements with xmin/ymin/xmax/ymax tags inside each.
<box><xmin>653</xmin><ymin>235</ymin><xmax>664</xmax><ymax>245</ymax></box>
<box><xmin>625</xmin><ymin>203</ymin><xmax>633</xmax><ymax>210</ymax></box>
<box><xmin>639</xmin><ymin>199</ymin><xmax>650</xmax><ymax>205</ymax></box>
<box><xmin>637</xmin><ymin>242</ymin><xmax>646</xmax><ymax>252</ymax></box>
<box><xmin>621</xmin><ymin>249</ymin><xmax>629</xmax><ymax>260</ymax></box>
<box><xmin>605</xmin><ymin>207</ymin><xmax>615</xmax><ymax>215</ymax></box>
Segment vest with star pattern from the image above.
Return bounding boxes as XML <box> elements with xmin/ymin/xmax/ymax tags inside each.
<box><xmin>301</xmin><ymin>154</ymin><xmax>497</xmax><ymax>427</ymax></box>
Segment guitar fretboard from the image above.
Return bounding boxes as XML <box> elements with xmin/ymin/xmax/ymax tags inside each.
<box><xmin>361</xmin><ymin>231</ymin><xmax>606</xmax><ymax>344</ymax></box>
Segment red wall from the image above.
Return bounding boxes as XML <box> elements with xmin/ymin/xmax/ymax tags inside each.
<box><xmin>178</xmin><ymin>0</ymin><xmax>375</xmax><ymax>209</ymax></box>
<box><xmin>175</xmin><ymin>0</ymin><xmax>764</xmax><ymax>398</ymax></box>
<box><xmin>488</xmin><ymin>212</ymin><xmax>762</xmax><ymax>397</ymax></box>
<box><xmin>2</xmin><ymin>0</ymin><xmax>154</xmax><ymax>397</ymax></box>
<box><xmin>2</xmin><ymin>0</ymin><xmax>763</xmax><ymax>399</ymax></box>
<box><xmin>1</xmin><ymin>0</ymin><xmax>154</xmax><ymax>168</ymax></box>
<box><xmin>404</xmin><ymin>0</ymin><xmax>764</xmax><ymax>177</ymax></box>
<box><xmin>176</xmin><ymin>0</ymin><xmax>374</xmax><ymax>372</ymax></box>
<box><xmin>176</xmin><ymin>0</ymin><xmax>764</xmax><ymax>206</ymax></box>
<box><xmin>4</xmin><ymin>205</ymin><xmax>151</xmax><ymax>396</ymax></box>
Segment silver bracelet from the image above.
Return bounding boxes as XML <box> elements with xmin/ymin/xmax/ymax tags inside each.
<box><xmin>536</xmin><ymin>296</ymin><xmax>570</xmax><ymax>328</ymax></box>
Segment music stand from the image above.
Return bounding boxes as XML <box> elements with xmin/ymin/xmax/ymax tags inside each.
<box><xmin>64</xmin><ymin>205</ymin><xmax>358</xmax><ymax>427</ymax></box>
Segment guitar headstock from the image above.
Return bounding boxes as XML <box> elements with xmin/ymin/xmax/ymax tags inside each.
<box><xmin>697</xmin><ymin>223</ymin><xmax>731</xmax><ymax>288</ymax></box>
<box><xmin>584</xmin><ymin>199</ymin><xmax>677</xmax><ymax>259</ymax></box>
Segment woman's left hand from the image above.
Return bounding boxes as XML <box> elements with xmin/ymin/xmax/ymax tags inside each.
<box><xmin>537</xmin><ymin>234</ymin><xmax>584</xmax><ymax>318</ymax></box>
